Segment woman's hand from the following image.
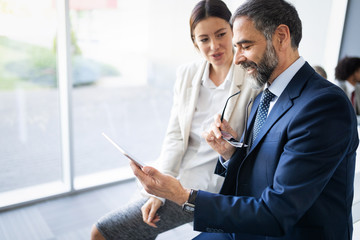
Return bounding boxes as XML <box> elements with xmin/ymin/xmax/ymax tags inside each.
<box><xmin>141</xmin><ymin>197</ymin><xmax>162</xmax><ymax>228</ymax></box>
<box><xmin>202</xmin><ymin>114</ymin><xmax>236</xmax><ymax>160</ymax></box>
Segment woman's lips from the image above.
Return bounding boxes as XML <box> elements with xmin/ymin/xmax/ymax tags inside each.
<box><xmin>212</xmin><ymin>52</ymin><xmax>223</xmax><ymax>60</ymax></box>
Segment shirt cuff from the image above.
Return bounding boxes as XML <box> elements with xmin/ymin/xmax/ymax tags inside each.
<box><xmin>219</xmin><ymin>155</ymin><xmax>229</xmax><ymax>169</ymax></box>
<box><xmin>140</xmin><ymin>188</ymin><xmax>166</xmax><ymax>205</ymax></box>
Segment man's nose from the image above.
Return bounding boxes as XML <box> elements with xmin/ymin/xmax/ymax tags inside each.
<box><xmin>234</xmin><ymin>50</ymin><xmax>246</xmax><ymax>65</ymax></box>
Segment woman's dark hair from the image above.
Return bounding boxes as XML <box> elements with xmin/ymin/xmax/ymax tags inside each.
<box><xmin>231</xmin><ymin>0</ymin><xmax>302</xmax><ymax>49</ymax></box>
<box><xmin>189</xmin><ymin>0</ymin><xmax>232</xmax><ymax>44</ymax></box>
<box><xmin>335</xmin><ymin>57</ymin><xmax>360</xmax><ymax>81</ymax></box>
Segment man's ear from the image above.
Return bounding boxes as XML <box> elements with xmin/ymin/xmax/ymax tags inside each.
<box><xmin>274</xmin><ymin>24</ymin><xmax>291</xmax><ymax>50</ymax></box>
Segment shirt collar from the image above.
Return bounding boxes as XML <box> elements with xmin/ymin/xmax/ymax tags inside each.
<box><xmin>267</xmin><ymin>56</ymin><xmax>305</xmax><ymax>98</ymax></box>
<box><xmin>345</xmin><ymin>80</ymin><xmax>355</xmax><ymax>94</ymax></box>
<box><xmin>202</xmin><ymin>62</ymin><xmax>233</xmax><ymax>90</ymax></box>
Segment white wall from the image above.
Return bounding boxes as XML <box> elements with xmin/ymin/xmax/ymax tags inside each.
<box><xmin>146</xmin><ymin>0</ymin><xmax>347</xmax><ymax>87</ymax></box>
<box><xmin>340</xmin><ymin>0</ymin><xmax>360</xmax><ymax>59</ymax></box>
<box><xmin>291</xmin><ymin>0</ymin><xmax>348</xmax><ymax>82</ymax></box>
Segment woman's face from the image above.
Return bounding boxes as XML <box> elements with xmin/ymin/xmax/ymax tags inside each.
<box><xmin>193</xmin><ymin>17</ymin><xmax>233</xmax><ymax>68</ymax></box>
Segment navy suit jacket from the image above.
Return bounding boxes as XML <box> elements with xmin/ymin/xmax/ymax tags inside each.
<box><xmin>193</xmin><ymin>62</ymin><xmax>359</xmax><ymax>240</ymax></box>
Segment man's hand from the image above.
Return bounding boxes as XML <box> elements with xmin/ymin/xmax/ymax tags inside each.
<box><xmin>141</xmin><ymin>197</ymin><xmax>162</xmax><ymax>228</ymax></box>
<box><xmin>202</xmin><ymin>114</ymin><xmax>237</xmax><ymax>160</ymax></box>
<box><xmin>130</xmin><ymin>161</ymin><xmax>190</xmax><ymax>206</ymax></box>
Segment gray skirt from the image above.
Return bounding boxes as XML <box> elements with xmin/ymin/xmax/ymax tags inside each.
<box><xmin>96</xmin><ymin>197</ymin><xmax>194</xmax><ymax>240</ymax></box>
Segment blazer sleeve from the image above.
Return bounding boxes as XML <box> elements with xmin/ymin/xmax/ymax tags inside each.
<box><xmin>193</xmin><ymin>87</ymin><xmax>359</xmax><ymax>236</ymax></box>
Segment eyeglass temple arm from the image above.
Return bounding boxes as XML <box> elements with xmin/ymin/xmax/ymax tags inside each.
<box><xmin>220</xmin><ymin>90</ymin><xmax>241</xmax><ymax>122</ymax></box>
<box><xmin>242</xmin><ymin>98</ymin><xmax>253</xmax><ymax>145</ymax></box>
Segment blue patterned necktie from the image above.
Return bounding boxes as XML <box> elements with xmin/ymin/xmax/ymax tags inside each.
<box><xmin>252</xmin><ymin>88</ymin><xmax>275</xmax><ymax>143</ymax></box>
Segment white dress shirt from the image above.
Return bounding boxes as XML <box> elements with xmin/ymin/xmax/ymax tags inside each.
<box><xmin>179</xmin><ymin>62</ymin><xmax>233</xmax><ymax>192</ymax></box>
<box><xmin>266</xmin><ymin>56</ymin><xmax>305</xmax><ymax>115</ymax></box>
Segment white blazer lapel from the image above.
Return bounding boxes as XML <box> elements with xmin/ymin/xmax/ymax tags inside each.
<box><xmin>181</xmin><ymin>62</ymin><xmax>206</xmax><ymax>148</ymax></box>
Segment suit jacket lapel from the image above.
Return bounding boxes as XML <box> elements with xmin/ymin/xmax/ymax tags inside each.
<box><xmin>247</xmin><ymin>62</ymin><xmax>314</xmax><ymax>151</ymax></box>
<box><xmin>250</xmin><ymin>91</ymin><xmax>293</xmax><ymax>148</ymax></box>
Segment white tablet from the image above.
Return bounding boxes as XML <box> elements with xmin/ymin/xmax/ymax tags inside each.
<box><xmin>102</xmin><ymin>132</ymin><xmax>145</xmax><ymax>168</ymax></box>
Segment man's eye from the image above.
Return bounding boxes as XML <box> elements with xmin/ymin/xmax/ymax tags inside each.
<box><xmin>217</xmin><ymin>32</ymin><xmax>226</xmax><ymax>38</ymax></box>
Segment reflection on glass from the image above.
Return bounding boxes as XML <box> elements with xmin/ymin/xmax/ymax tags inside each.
<box><xmin>0</xmin><ymin>0</ymin><xmax>241</xmax><ymax>202</ymax></box>
<box><xmin>69</xmin><ymin>1</ymin><xmax>174</xmax><ymax>186</ymax></box>
<box><xmin>0</xmin><ymin>1</ymin><xmax>62</xmax><ymax>198</ymax></box>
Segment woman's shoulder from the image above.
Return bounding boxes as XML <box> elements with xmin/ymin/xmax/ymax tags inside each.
<box><xmin>173</xmin><ymin>59</ymin><xmax>207</xmax><ymax>91</ymax></box>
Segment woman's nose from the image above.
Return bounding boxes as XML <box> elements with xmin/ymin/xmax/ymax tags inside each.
<box><xmin>210</xmin><ymin>39</ymin><xmax>220</xmax><ymax>50</ymax></box>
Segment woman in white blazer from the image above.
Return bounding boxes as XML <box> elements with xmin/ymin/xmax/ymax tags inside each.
<box><xmin>91</xmin><ymin>0</ymin><xmax>260</xmax><ymax>239</ymax></box>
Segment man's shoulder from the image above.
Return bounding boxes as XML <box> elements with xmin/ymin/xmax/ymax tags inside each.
<box><xmin>292</xmin><ymin>63</ymin><xmax>344</xmax><ymax>96</ymax></box>
<box><xmin>282</xmin><ymin>64</ymin><xmax>350</xmax><ymax>113</ymax></box>
<box><xmin>300</xmin><ymin>76</ymin><xmax>347</xmax><ymax>104</ymax></box>
<box><xmin>311</xmin><ymin>74</ymin><xmax>346</xmax><ymax>95</ymax></box>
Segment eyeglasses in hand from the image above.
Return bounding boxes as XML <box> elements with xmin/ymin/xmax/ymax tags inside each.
<box><xmin>220</xmin><ymin>91</ymin><xmax>252</xmax><ymax>148</ymax></box>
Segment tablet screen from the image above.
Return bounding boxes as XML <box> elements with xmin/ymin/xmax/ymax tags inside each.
<box><xmin>102</xmin><ymin>132</ymin><xmax>145</xmax><ymax>168</ymax></box>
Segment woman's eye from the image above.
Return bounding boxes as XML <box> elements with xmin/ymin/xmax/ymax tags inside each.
<box><xmin>200</xmin><ymin>38</ymin><xmax>208</xmax><ymax>43</ymax></box>
<box><xmin>217</xmin><ymin>32</ymin><xmax>226</xmax><ymax>38</ymax></box>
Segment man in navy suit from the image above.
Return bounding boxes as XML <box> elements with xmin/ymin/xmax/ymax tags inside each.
<box><xmin>131</xmin><ymin>0</ymin><xmax>359</xmax><ymax>239</ymax></box>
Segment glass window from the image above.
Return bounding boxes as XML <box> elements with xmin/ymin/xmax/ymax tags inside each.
<box><xmin>69</xmin><ymin>0</ymin><xmax>174</xmax><ymax>187</ymax></box>
<box><xmin>0</xmin><ymin>0</ymin><xmax>64</xmax><ymax>207</ymax></box>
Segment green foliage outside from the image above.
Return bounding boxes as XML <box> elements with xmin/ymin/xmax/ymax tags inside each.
<box><xmin>0</xmin><ymin>35</ymin><xmax>119</xmax><ymax>90</ymax></box>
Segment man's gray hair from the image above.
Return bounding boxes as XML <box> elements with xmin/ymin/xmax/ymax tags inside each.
<box><xmin>231</xmin><ymin>0</ymin><xmax>302</xmax><ymax>49</ymax></box>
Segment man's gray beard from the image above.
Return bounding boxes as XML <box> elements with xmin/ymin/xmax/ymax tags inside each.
<box><xmin>248</xmin><ymin>41</ymin><xmax>278</xmax><ymax>89</ymax></box>
<box><xmin>248</xmin><ymin>75</ymin><xmax>265</xmax><ymax>90</ymax></box>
